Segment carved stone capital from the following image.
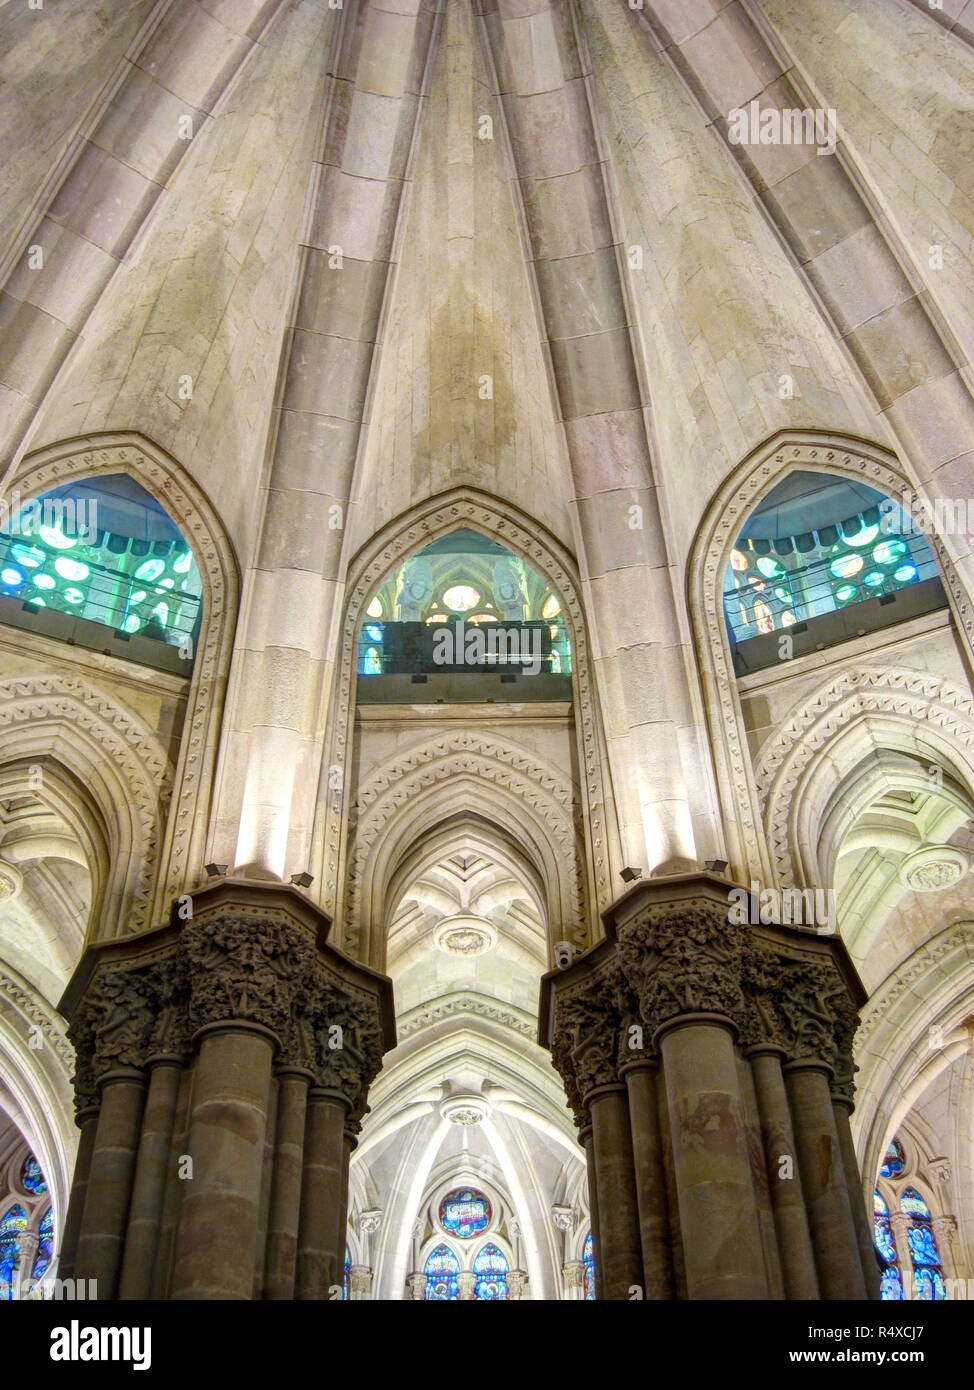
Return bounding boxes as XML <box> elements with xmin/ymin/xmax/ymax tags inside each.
<box><xmin>184</xmin><ymin>911</ymin><xmax>314</xmax><ymax>1038</ymax></box>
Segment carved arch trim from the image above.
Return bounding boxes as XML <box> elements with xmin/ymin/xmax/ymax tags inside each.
<box><xmin>314</xmin><ymin>488</ymin><xmax>616</xmax><ymax>949</ymax></box>
<box><xmin>0</xmin><ymin>673</ymin><xmax>173</xmax><ymax>940</ymax></box>
<box><xmin>754</xmin><ymin>666</ymin><xmax>974</xmax><ymax>888</ymax></box>
<box><xmin>344</xmin><ymin>730</ymin><xmax>586</xmax><ymax>967</ymax></box>
<box><xmin>9</xmin><ymin>432</ymin><xmax>240</xmax><ymax>913</ymax></box>
<box><xmin>688</xmin><ymin>430</ymin><xmax>971</xmax><ymax>884</ymax></box>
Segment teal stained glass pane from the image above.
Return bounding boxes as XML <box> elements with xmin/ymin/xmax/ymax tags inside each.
<box><xmin>424</xmin><ymin>1244</ymin><xmax>460</xmax><ymax>1301</ymax></box>
<box><xmin>473</xmin><ymin>1242</ymin><xmax>509</xmax><ymax>1300</ymax></box>
<box><xmin>439</xmin><ymin>1188</ymin><xmax>491</xmax><ymax>1240</ymax></box>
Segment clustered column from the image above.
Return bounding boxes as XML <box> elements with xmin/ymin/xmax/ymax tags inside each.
<box><xmin>60</xmin><ymin>879</ymin><xmax>394</xmax><ymax>1300</ymax></box>
<box><xmin>544</xmin><ymin>874</ymin><xmax>875</xmax><ymax>1301</ymax></box>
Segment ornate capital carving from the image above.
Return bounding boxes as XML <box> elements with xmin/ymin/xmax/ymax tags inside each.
<box><xmin>185</xmin><ymin>912</ymin><xmax>314</xmax><ymax>1037</ymax></box>
<box><xmin>544</xmin><ymin>879</ymin><xmax>864</xmax><ymax>1121</ymax></box>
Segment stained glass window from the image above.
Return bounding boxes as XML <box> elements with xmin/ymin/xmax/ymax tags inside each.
<box><xmin>29</xmin><ymin>1207</ymin><xmax>54</xmax><ymax>1288</ymax></box>
<box><xmin>0</xmin><ymin>1204</ymin><xmax>27</xmax><ymax>1296</ymax></box>
<box><xmin>873</xmin><ymin>1190</ymin><xmax>903</xmax><ymax>1300</ymax></box>
<box><xmin>473</xmin><ymin>1242</ymin><xmax>509</xmax><ymax>1300</ymax></box>
<box><xmin>583</xmin><ymin>1230</ymin><xmax>595</xmax><ymax>1301</ymax></box>
<box><xmin>879</xmin><ymin>1138</ymin><xmax>906</xmax><ymax>1179</ymax></box>
<box><xmin>1</xmin><ymin>478</ymin><xmax>202</xmax><ymax>665</ymax></box>
<box><xmin>722</xmin><ymin>474</ymin><xmax>943</xmax><ymax>663</ymax></box>
<box><xmin>440</xmin><ymin>1188</ymin><xmax>491</xmax><ymax>1239</ymax></box>
<box><xmin>20</xmin><ymin>1154</ymin><xmax>47</xmax><ymax>1195</ymax></box>
<box><xmin>901</xmin><ymin>1188</ymin><xmax>945</xmax><ymax>1300</ymax></box>
<box><xmin>343</xmin><ymin>1245</ymin><xmax>350</xmax><ymax>1300</ymax></box>
<box><xmin>424</xmin><ymin>1244</ymin><xmax>460</xmax><ymax>1301</ymax></box>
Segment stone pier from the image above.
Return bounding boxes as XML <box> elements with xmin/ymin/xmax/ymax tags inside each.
<box><xmin>542</xmin><ymin>874</ymin><xmax>878</xmax><ymax>1301</ymax></box>
<box><xmin>58</xmin><ymin>880</ymin><xmax>394</xmax><ymax>1300</ymax></box>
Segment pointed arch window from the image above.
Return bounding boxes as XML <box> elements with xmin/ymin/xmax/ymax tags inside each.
<box><xmin>583</xmin><ymin>1230</ymin><xmax>595</xmax><ymax>1301</ymax></box>
<box><xmin>424</xmin><ymin>1244</ymin><xmax>460</xmax><ymax>1301</ymax></box>
<box><xmin>879</xmin><ymin>1138</ymin><xmax>906</xmax><ymax>1180</ymax></box>
<box><xmin>473</xmin><ymin>1242</ymin><xmax>509</xmax><ymax>1300</ymax></box>
<box><xmin>19</xmin><ymin>1154</ymin><xmax>47</xmax><ymax>1195</ymax></box>
<box><xmin>873</xmin><ymin>1190</ymin><xmax>904</xmax><ymax>1300</ymax></box>
<box><xmin>2</xmin><ymin>477</ymin><xmax>202</xmax><ymax>672</ymax></box>
<box><xmin>0</xmin><ymin>1204</ymin><xmax>27</xmax><ymax>1297</ymax></box>
<box><xmin>343</xmin><ymin>1245</ymin><xmax>351</xmax><ymax>1301</ymax></box>
<box><xmin>901</xmin><ymin>1188</ymin><xmax>945</xmax><ymax>1300</ymax></box>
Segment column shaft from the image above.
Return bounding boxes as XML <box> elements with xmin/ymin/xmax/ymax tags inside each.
<box><xmin>295</xmin><ymin>1090</ymin><xmax>347</xmax><ymax>1299</ymax></box>
<box><xmin>784</xmin><ymin>1064</ymin><xmax>866</xmax><ymax>1300</ymax></box>
<box><xmin>74</xmin><ymin>1070</ymin><xmax>147</xmax><ymax>1299</ymax></box>
<box><xmin>170</xmin><ymin>1024</ymin><xmax>276</xmax><ymax>1300</ymax></box>
<box><xmin>57</xmin><ymin>1110</ymin><xmax>98</xmax><ymax>1282</ymax></box>
<box><xmin>622</xmin><ymin>1063</ymin><xmax>673</xmax><ymax>1299</ymax></box>
<box><xmin>587</xmin><ymin>1085</ymin><xmax>643</xmax><ymax>1299</ymax></box>
<box><xmin>118</xmin><ymin>1059</ymin><xmax>183</xmax><ymax>1301</ymax></box>
<box><xmin>658</xmin><ymin>1016</ymin><xmax>768</xmax><ymax>1299</ymax></box>
<box><xmin>748</xmin><ymin>1049</ymin><xmax>819</xmax><ymax>1299</ymax></box>
<box><xmin>833</xmin><ymin>1097</ymin><xmax>880</xmax><ymax>1300</ymax></box>
<box><xmin>579</xmin><ymin>1124</ymin><xmax>602</xmax><ymax>1300</ymax></box>
<box><xmin>264</xmin><ymin>1071</ymin><xmax>312</xmax><ymax>1299</ymax></box>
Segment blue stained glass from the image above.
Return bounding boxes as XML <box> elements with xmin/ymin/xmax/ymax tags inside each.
<box><xmin>343</xmin><ymin>1245</ymin><xmax>350</xmax><ymax>1301</ymax></box>
<box><xmin>473</xmin><ymin>1242</ymin><xmax>509</xmax><ymax>1300</ymax></box>
<box><xmin>873</xmin><ymin>1189</ymin><xmax>902</xmax><ymax>1299</ymax></box>
<box><xmin>900</xmin><ymin>1186</ymin><xmax>932</xmax><ymax>1219</ymax></box>
<box><xmin>908</xmin><ymin>1225</ymin><xmax>940</xmax><ymax>1265</ymax></box>
<box><xmin>30</xmin><ymin>1207</ymin><xmax>54</xmax><ymax>1285</ymax></box>
<box><xmin>583</xmin><ymin>1230</ymin><xmax>595</xmax><ymax>1301</ymax></box>
<box><xmin>0</xmin><ymin>1204</ymin><xmax>27</xmax><ymax>1296</ymax></box>
<box><xmin>20</xmin><ymin>1154</ymin><xmax>47</xmax><ymax>1195</ymax></box>
<box><xmin>424</xmin><ymin>1244</ymin><xmax>460</xmax><ymax>1301</ymax></box>
<box><xmin>915</xmin><ymin>1269</ymin><xmax>946</xmax><ymax>1301</ymax></box>
<box><xmin>900</xmin><ymin>1187</ymin><xmax>945</xmax><ymax>1299</ymax></box>
<box><xmin>879</xmin><ymin>1138</ymin><xmax>905</xmax><ymax>1179</ymax></box>
<box><xmin>439</xmin><ymin>1188</ymin><xmax>491</xmax><ymax>1240</ymax></box>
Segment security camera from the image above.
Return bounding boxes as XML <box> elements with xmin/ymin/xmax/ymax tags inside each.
<box><xmin>554</xmin><ymin>940</ymin><xmax>575</xmax><ymax>970</ymax></box>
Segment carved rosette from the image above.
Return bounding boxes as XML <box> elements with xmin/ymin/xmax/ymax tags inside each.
<box><xmin>546</xmin><ymin>887</ymin><xmax>863</xmax><ymax>1119</ymax></box>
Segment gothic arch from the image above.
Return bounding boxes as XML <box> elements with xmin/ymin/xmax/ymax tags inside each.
<box><xmin>9</xmin><ymin>432</ymin><xmax>240</xmax><ymax>916</ymax></box>
<box><xmin>314</xmin><ymin>488</ymin><xmax>616</xmax><ymax>946</ymax></box>
<box><xmin>854</xmin><ymin>920</ymin><xmax>974</xmax><ymax>1203</ymax></box>
<box><xmin>753</xmin><ymin>666</ymin><xmax>974</xmax><ymax>890</ymax></box>
<box><xmin>688</xmin><ymin>430</ymin><xmax>974</xmax><ymax>886</ymax></box>
<box><xmin>0</xmin><ymin>960</ymin><xmax>74</xmax><ymax>1241</ymax></box>
<box><xmin>344</xmin><ymin>730</ymin><xmax>586</xmax><ymax>969</ymax></box>
<box><xmin>0</xmin><ymin>673</ymin><xmax>172</xmax><ymax>941</ymax></box>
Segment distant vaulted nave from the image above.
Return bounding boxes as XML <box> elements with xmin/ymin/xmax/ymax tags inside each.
<box><xmin>0</xmin><ymin>0</ymin><xmax>972</xmax><ymax>1303</ymax></box>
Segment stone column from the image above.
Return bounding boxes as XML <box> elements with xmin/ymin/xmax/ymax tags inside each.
<box><xmin>931</xmin><ymin>1215</ymin><xmax>959</xmax><ymax>1283</ymax></box>
<box><xmin>657</xmin><ymin>1015</ymin><xmax>769</xmax><ymax>1300</ymax></box>
<box><xmin>747</xmin><ymin>1045</ymin><xmax>819</xmax><ymax>1299</ymax></box>
<box><xmin>348</xmin><ymin>1265</ymin><xmax>371</xmax><ymax>1300</ymax></box>
<box><xmin>587</xmin><ymin>1084</ymin><xmax>644</xmax><ymax>1299</ymax></box>
<box><xmin>171</xmin><ymin>1022</ymin><xmax>277</xmax><ymax>1300</ymax></box>
<box><xmin>56</xmin><ymin>1108</ymin><xmax>98</xmax><ymax>1281</ymax></box>
<box><xmin>74</xmin><ymin>1068</ymin><xmax>147</xmax><ymax>1299</ymax></box>
<box><xmin>541</xmin><ymin>874</ymin><xmax>869</xmax><ymax>1304</ymax></box>
<box><xmin>15</xmin><ymin>1232</ymin><xmax>39</xmax><ymax>1299</ymax></box>
<box><xmin>621</xmin><ymin>1059</ymin><xmax>673</xmax><ymax>1299</ymax></box>
<box><xmin>118</xmin><ymin>1056</ymin><xmax>184</xmax><ymax>1301</ymax></box>
<box><xmin>784</xmin><ymin>1062</ymin><xmax>866</xmax><ymax>1300</ymax></box>
<box><xmin>59</xmin><ymin>879</ymin><xmax>395</xmax><ymax>1303</ymax></box>
<box><xmin>406</xmin><ymin>1272</ymin><xmax>427</xmax><ymax>1300</ymax></box>
<box><xmin>890</xmin><ymin>1213</ymin><xmax>914</xmax><ymax>1297</ymax></box>
<box><xmin>832</xmin><ymin>1095</ymin><xmax>881</xmax><ymax>1300</ymax></box>
<box><xmin>508</xmin><ymin>1270</ymin><xmax>528</xmax><ymax>1300</ymax></box>
<box><xmin>295</xmin><ymin>1090</ymin><xmax>349</xmax><ymax>1299</ymax></box>
<box><xmin>458</xmin><ymin>1271</ymin><xmax>476</xmax><ymax>1300</ymax></box>
<box><xmin>264</xmin><ymin>1067</ymin><xmax>313</xmax><ymax>1300</ymax></box>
